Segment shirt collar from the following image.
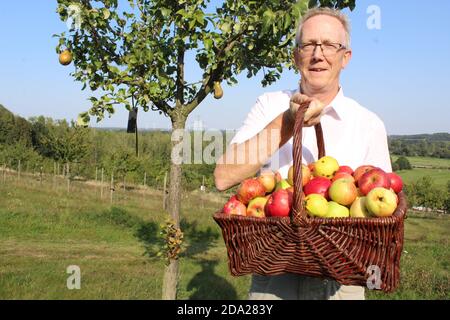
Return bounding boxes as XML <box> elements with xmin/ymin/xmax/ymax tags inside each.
<box><xmin>323</xmin><ymin>87</ymin><xmax>346</xmax><ymax>120</ymax></box>
<box><xmin>293</xmin><ymin>86</ymin><xmax>347</xmax><ymax>120</ymax></box>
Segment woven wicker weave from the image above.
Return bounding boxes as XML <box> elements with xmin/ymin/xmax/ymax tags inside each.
<box><xmin>213</xmin><ymin>104</ymin><xmax>407</xmax><ymax>293</ymax></box>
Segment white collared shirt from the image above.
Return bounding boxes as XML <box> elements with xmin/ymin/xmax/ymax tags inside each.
<box><xmin>230</xmin><ymin>88</ymin><xmax>392</xmax><ymax>178</ymax></box>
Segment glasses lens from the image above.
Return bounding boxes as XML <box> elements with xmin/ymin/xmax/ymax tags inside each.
<box><xmin>322</xmin><ymin>44</ymin><xmax>336</xmax><ymax>56</ymax></box>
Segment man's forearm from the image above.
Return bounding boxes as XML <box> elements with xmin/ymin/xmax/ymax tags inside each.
<box><xmin>214</xmin><ymin>110</ymin><xmax>294</xmax><ymax>191</ymax></box>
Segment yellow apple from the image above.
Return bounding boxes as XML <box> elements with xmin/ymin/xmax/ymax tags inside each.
<box><xmin>349</xmin><ymin>197</ymin><xmax>372</xmax><ymax>218</ymax></box>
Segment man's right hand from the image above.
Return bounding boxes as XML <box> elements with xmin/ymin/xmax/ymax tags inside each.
<box><xmin>289</xmin><ymin>93</ymin><xmax>325</xmax><ymax>127</ymax></box>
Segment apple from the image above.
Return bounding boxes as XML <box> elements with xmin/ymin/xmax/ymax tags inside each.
<box><xmin>349</xmin><ymin>197</ymin><xmax>372</xmax><ymax>218</ymax></box>
<box><xmin>331</xmin><ymin>172</ymin><xmax>355</xmax><ymax>183</ymax></box>
<box><xmin>366</xmin><ymin>187</ymin><xmax>398</xmax><ymax>217</ymax></box>
<box><xmin>325</xmin><ymin>201</ymin><xmax>350</xmax><ymax>218</ymax></box>
<box><xmin>391</xmin><ymin>189</ymin><xmax>399</xmax><ymax>204</ymax></box>
<box><xmin>314</xmin><ymin>156</ymin><xmax>340</xmax><ymax>179</ymax></box>
<box><xmin>328</xmin><ymin>179</ymin><xmax>358</xmax><ymax>206</ymax></box>
<box><xmin>223</xmin><ymin>196</ymin><xmax>247</xmax><ymax>216</ymax></box>
<box><xmin>353</xmin><ymin>165</ymin><xmax>375</xmax><ymax>184</ymax></box>
<box><xmin>303</xmin><ymin>177</ymin><xmax>332</xmax><ymax>200</ymax></box>
<box><xmin>247</xmin><ymin>197</ymin><xmax>268</xmax><ymax>218</ymax></box>
<box><xmin>336</xmin><ymin>165</ymin><xmax>354</xmax><ymax>176</ymax></box>
<box><xmin>265</xmin><ymin>189</ymin><xmax>293</xmax><ymax>217</ymax></box>
<box><xmin>287</xmin><ymin>164</ymin><xmax>311</xmax><ymax>187</ymax></box>
<box><xmin>258</xmin><ymin>171</ymin><xmax>276</xmax><ymax>193</ymax></box>
<box><xmin>304</xmin><ymin>194</ymin><xmax>329</xmax><ymax>218</ymax></box>
<box><xmin>387</xmin><ymin>172</ymin><xmax>403</xmax><ymax>193</ymax></box>
<box><xmin>358</xmin><ymin>168</ymin><xmax>391</xmax><ymax>196</ymax></box>
<box><xmin>275</xmin><ymin>179</ymin><xmax>291</xmax><ymax>191</ymax></box>
<box><xmin>236</xmin><ymin>178</ymin><xmax>266</xmax><ymax>205</ymax></box>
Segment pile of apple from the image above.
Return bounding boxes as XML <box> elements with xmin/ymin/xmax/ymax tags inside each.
<box><xmin>222</xmin><ymin>156</ymin><xmax>404</xmax><ymax>219</ymax></box>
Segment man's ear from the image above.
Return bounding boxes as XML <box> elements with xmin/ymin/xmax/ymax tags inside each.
<box><xmin>341</xmin><ymin>49</ymin><xmax>352</xmax><ymax>69</ymax></box>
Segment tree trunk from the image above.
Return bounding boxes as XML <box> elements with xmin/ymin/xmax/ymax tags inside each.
<box><xmin>162</xmin><ymin>115</ymin><xmax>186</xmax><ymax>300</ymax></box>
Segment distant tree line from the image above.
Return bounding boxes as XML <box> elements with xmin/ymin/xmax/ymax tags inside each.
<box><xmin>0</xmin><ymin>104</ymin><xmax>215</xmax><ymax>191</ymax></box>
<box><xmin>389</xmin><ymin>135</ymin><xmax>450</xmax><ymax>159</ymax></box>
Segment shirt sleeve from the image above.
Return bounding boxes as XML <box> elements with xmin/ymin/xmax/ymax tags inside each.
<box><xmin>229</xmin><ymin>93</ymin><xmax>288</xmax><ymax>145</ymax></box>
<box><xmin>364</xmin><ymin>117</ymin><xmax>392</xmax><ymax>172</ymax></box>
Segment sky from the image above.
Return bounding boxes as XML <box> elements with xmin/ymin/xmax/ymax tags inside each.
<box><xmin>0</xmin><ymin>0</ymin><xmax>449</xmax><ymax>135</ymax></box>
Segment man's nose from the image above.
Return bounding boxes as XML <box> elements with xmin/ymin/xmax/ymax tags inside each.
<box><xmin>312</xmin><ymin>44</ymin><xmax>325</xmax><ymax>60</ymax></box>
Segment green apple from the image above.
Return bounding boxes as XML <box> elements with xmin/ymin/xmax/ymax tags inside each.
<box><xmin>304</xmin><ymin>194</ymin><xmax>329</xmax><ymax>218</ymax></box>
<box><xmin>325</xmin><ymin>201</ymin><xmax>350</xmax><ymax>218</ymax></box>
<box><xmin>314</xmin><ymin>156</ymin><xmax>340</xmax><ymax>179</ymax></box>
<box><xmin>366</xmin><ymin>187</ymin><xmax>397</xmax><ymax>217</ymax></box>
<box><xmin>247</xmin><ymin>197</ymin><xmax>268</xmax><ymax>218</ymax></box>
<box><xmin>349</xmin><ymin>197</ymin><xmax>372</xmax><ymax>218</ymax></box>
<box><xmin>328</xmin><ymin>179</ymin><xmax>357</xmax><ymax>206</ymax></box>
<box><xmin>275</xmin><ymin>179</ymin><xmax>291</xmax><ymax>191</ymax></box>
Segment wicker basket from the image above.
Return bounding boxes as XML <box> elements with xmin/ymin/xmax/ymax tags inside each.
<box><xmin>213</xmin><ymin>105</ymin><xmax>407</xmax><ymax>293</ymax></box>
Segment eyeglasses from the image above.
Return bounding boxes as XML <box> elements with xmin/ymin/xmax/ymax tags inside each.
<box><xmin>297</xmin><ymin>42</ymin><xmax>346</xmax><ymax>57</ymax></box>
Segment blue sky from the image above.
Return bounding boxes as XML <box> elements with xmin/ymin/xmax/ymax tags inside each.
<box><xmin>0</xmin><ymin>0</ymin><xmax>449</xmax><ymax>134</ymax></box>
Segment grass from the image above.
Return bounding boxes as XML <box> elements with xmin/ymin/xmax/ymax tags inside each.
<box><xmin>391</xmin><ymin>155</ymin><xmax>450</xmax><ymax>169</ymax></box>
<box><xmin>0</xmin><ymin>170</ymin><xmax>448</xmax><ymax>300</ymax></box>
<box><xmin>396</xmin><ymin>168</ymin><xmax>450</xmax><ymax>188</ymax></box>
<box><xmin>389</xmin><ymin>155</ymin><xmax>450</xmax><ymax>188</ymax></box>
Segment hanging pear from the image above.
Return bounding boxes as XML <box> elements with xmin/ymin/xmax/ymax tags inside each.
<box><xmin>59</xmin><ymin>49</ymin><xmax>73</xmax><ymax>66</ymax></box>
<box><xmin>213</xmin><ymin>81</ymin><xmax>223</xmax><ymax>99</ymax></box>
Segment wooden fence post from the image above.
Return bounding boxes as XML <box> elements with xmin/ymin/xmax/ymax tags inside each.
<box><xmin>163</xmin><ymin>171</ymin><xmax>168</xmax><ymax>210</ymax></box>
<box><xmin>110</xmin><ymin>172</ymin><xmax>114</xmax><ymax>205</ymax></box>
<box><xmin>101</xmin><ymin>168</ymin><xmax>104</xmax><ymax>199</ymax></box>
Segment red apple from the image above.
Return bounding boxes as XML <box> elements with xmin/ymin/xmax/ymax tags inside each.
<box><xmin>353</xmin><ymin>165</ymin><xmax>375</xmax><ymax>185</ymax></box>
<box><xmin>223</xmin><ymin>197</ymin><xmax>247</xmax><ymax>216</ymax></box>
<box><xmin>387</xmin><ymin>172</ymin><xmax>403</xmax><ymax>193</ymax></box>
<box><xmin>336</xmin><ymin>165</ymin><xmax>354</xmax><ymax>176</ymax></box>
<box><xmin>236</xmin><ymin>178</ymin><xmax>266</xmax><ymax>205</ymax></box>
<box><xmin>358</xmin><ymin>168</ymin><xmax>391</xmax><ymax>196</ymax></box>
<box><xmin>332</xmin><ymin>172</ymin><xmax>355</xmax><ymax>183</ymax></box>
<box><xmin>247</xmin><ymin>197</ymin><xmax>267</xmax><ymax>218</ymax></box>
<box><xmin>265</xmin><ymin>189</ymin><xmax>293</xmax><ymax>217</ymax></box>
<box><xmin>329</xmin><ymin>179</ymin><xmax>358</xmax><ymax>206</ymax></box>
<box><xmin>303</xmin><ymin>177</ymin><xmax>332</xmax><ymax>200</ymax></box>
<box><xmin>258</xmin><ymin>171</ymin><xmax>276</xmax><ymax>193</ymax></box>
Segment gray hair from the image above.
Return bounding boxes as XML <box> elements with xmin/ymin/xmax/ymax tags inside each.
<box><xmin>295</xmin><ymin>7</ymin><xmax>351</xmax><ymax>48</ymax></box>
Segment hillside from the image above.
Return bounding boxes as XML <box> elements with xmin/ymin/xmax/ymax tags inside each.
<box><xmin>389</xmin><ymin>133</ymin><xmax>450</xmax><ymax>142</ymax></box>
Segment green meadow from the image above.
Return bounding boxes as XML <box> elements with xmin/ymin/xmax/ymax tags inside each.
<box><xmin>1</xmin><ymin>168</ymin><xmax>448</xmax><ymax>300</ymax></box>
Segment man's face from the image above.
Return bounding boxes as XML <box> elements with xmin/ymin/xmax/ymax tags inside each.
<box><xmin>294</xmin><ymin>15</ymin><xmax>352</xmax><ymax>94</ymax></box>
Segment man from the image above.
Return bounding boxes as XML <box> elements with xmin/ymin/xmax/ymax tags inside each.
<box><xmin>214</xmin><ymin>8</ymin><xmax>391</xmax><ymax>300</ymax></box>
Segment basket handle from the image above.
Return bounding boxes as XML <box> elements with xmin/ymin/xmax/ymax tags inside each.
<box><xmin>291</xmin><ymin>104</ymin><xmax>325</xmax><ymax>226</ymax></box>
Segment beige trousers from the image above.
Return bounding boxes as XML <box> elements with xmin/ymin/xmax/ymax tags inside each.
<box><xmin>248</xmin><ymin>273</ymin><xmax>365</xmax><ymax>300</ymax></box>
